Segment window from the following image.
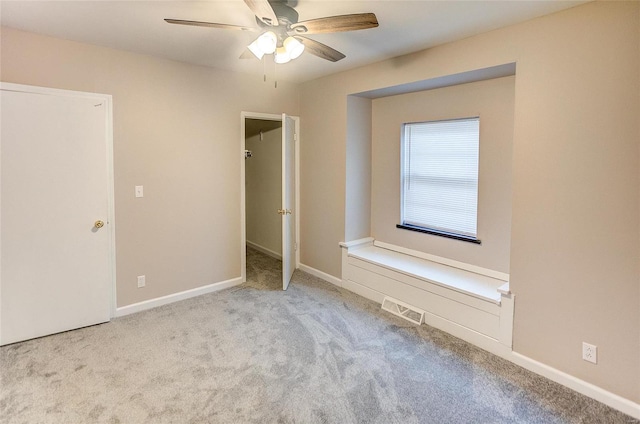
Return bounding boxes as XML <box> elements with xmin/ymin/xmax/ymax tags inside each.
<box><xmin>398</xmin><ymin>117</ymin><xmax>480</xmax><ymax>243</ymax></box>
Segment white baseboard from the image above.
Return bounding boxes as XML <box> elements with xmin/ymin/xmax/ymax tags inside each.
<box><xmin>306</xmin><ymin>261</ymin><xmax>639</xmax><ymax>419</ymax></box>
<box><xmin>246</xmin><ymin>240</ymin><xmax>282</xmax><ymax>260</ymax></box>
<box><xmin>115</xmin><ymin>277</ymin><xmax>243</xmax><ymax>317</ymax></box>
<box><xmin>509</xmin><ymin>352</ymin><xmax>639</xmax><ymax>419</ymax></box>
<box><xmin>298</xmin><ymin>263</ymin><xmax>342</xmax><ymax>287</ymax></box>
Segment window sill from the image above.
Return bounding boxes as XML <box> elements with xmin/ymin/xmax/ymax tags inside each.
<box><xmin>396</xmin><ymin>224</ymin><xmax>481</xmax><ymax>245</ymax></box>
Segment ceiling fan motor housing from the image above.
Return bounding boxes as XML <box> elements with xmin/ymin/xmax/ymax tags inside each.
<box><xmin>256</xmin><ymin>1</ymin><xmax>299</xmax><ymax>32</ymax></box>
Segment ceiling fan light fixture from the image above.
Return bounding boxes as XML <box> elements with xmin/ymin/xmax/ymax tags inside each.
<box><xmin>274</xmin><ymin>46</ymin><xmax>291</xmax><ymax>64</ymax></box>
<box><xmin>166</xmin><ymin>4</ymin><xmax>379</xmax><ymax>65</ymax></box>
<box><xmin>247</xmin><ymin>39</ymin><xmax>265</xmax><ymax>59</ymax></box>
<box><xmin>256</xmin><ymin>31</ymin><xmax>277</xmax><ymax>54</ymax></box>
<box><xmin>283</xmin><ymin>36</ymin><xmax>305</xmax><ymax>60</ymax></box>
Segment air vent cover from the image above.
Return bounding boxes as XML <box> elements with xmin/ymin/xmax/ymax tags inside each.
<box><xmin>381</xmin><ymin>296</ymin><xmax>425</xmax><ymax>325</ymax></box>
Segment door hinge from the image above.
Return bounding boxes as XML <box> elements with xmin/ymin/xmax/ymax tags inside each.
<box><xmin>294</xmin><ymin>242</ymin><xmax>298</xmax><ymax>251</ymax></box>
<box><xmin>294</xmin><ymin>133</ymin><xmax>297</xmax><ymax>141</ymax></box>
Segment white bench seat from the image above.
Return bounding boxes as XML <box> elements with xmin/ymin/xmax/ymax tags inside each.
<box><xmin>349</xmin><ymin>245</ymin><xmax>504</xmax><ymax>304</ymax></box>
<box><xmin>339</xmin><ymin>238</ymin><xmax>514</xmax><ymax>349</ymax></box>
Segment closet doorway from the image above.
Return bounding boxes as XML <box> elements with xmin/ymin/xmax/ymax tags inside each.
<box><xmin>240</xmin><ymin>112</ymin><xmax>299</xmax><ymax>290</ymax></box>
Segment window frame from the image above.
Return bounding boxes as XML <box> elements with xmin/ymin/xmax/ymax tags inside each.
<box><xmin>398</xmin><ymin>116</ymin><xmax>481</xmax><ymax>245</ymax></box>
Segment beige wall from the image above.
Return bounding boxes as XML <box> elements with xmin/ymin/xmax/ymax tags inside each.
<box><xmin>0</xmin><ymin>27</ymin><xmax>299</xmax><ymax>307</ymax></box>
<box><xmin>371</xmin><ymin>76</ymin><xmax>515</xmax><ymax>272</ymax></box>
<box><xmin>2</xmin><ymin>0</ymin><xmax>638</xmax><ymax>405</ymax></box>
<box><xmin>300</xmin><ymin>1</ymin><xmax>639</xmax><ymax>402</ymax></box>
<box><xmin>345</xmin><ymin>95</ymin><xmax>372</xmax><ymax>242</ymax></box>
<box><xmin>246</xmin><ymin>126</ymin><xmax>282</xmax><ymax>256</ymax></box>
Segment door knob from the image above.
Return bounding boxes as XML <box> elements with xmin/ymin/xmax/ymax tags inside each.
<box><xmin>94</xmin><ymin>220</ymin><xmax>105</xmax><ymax>229</ymax></box>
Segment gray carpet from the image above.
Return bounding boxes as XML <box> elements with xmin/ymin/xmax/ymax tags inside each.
<box><xmin>1</xmin><ymin>248</ymin><xmax>637</xmax><ymax>423</ymax></box>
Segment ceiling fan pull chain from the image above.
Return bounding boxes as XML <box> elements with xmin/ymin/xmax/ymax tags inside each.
<box><xmin>274</xmin><ymin>58</ymin><xmax>278</xmax><ymax>89</ymax></box>
<box><xmin>263</xmin><ymin>55</ymin><xmax>266</xmax><ymax>82</ymax></box>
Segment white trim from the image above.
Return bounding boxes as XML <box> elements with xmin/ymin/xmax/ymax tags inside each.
<box><xmin>0</xmin><ymin>83</ymin><xmax>117</xmax><ymax>320</ymax></box>
<box><xmin>497</xmin><ymin>282</ymin><xmax>511</xmax><ymax>295</ymax></box>
<box><xmin>115</xmin><ymin>277</ymin><xmax>242</xmax><ymax>317</ymax></box>
<box><xmin>298</xmin><ymin>263</ymin><xmax>343</xmax><ymax>287</ymax></box>
<box><xmin>241</xmin><ymin>111</ymin><xmax>284</xmax><ymax>121</ymax></box>
<box><xmin>347</xmin><ymin>245</ymin><xmax>503</xmax><ymax>304</ymax></box>
<box><xmin>374</xmin><ymin>240</ymin><xmax>509</xmax><ymax>281</ymax></box>
<box><xmin>1</xmin><ymin>82</ymin><xmax>105</xmax><ymax>100</ymax></box>
<box><xmin>246</xmin><ymin>240</ymin><xmax>282</xmax><ymax>260</ymax></box>
<box><xmin>339</xmin><ymin>237</ymin><xmax>375</xmax><ymax>249</ymax></box>
<box><xmin>509</xmin><ymin>353</ymin><xmax>640</xmax><ymax>420</ymax></box>
<box><xmin>104</xmin><ymin>94</ymin><xmax>117</xmax><ymax>320</ymax></box>
<box><xmin>498</xmin><ymin>293</ymin><xmax>514</xmax><ymax>347</ymax></box>
<box><xmin>294</xmin><ymin>116</ymin><xmax>301</xmax><ymax>269</ymax></box>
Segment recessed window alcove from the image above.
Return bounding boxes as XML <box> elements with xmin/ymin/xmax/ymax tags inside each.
<box><xmin>342</xmin><ymin>63</ymin><xmax>518</xmax><ymax>351</ymax></box>
<box><xmin>345</xmin><ymin>62</ymin><xmax>516</xmax><ymax>274</ymax></box>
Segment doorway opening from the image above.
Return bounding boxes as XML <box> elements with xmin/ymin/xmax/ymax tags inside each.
<box><xmin>245</xmin><ymin>118</ymin><xmax>283</xmax><ymax>259</ymax></box>
<box><xmin>240</xmin><ymin>112</ymin><xmax>300</xmax><ymax>290</ymax></box>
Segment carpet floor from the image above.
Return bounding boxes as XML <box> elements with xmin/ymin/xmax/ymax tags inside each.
<box><xmin>1</xmin><ymin>247</ymin><xmax>637</xmax><ymax>423</ymax></box>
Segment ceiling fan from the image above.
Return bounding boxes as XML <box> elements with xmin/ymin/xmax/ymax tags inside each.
<box><xmin>165</xmin><ymin>0</ymin><xmax>379</xmax><ymax>64</ymax></box>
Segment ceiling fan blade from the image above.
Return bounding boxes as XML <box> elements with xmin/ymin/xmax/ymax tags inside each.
<box><xmin>296</xmin><ymin>36</ymin><xmax>346</xmax><ymax>62</ymax></box>
<box><xmin>243</xmin><ymin>0</ymin><xmax>279</xmax><ymax>26</ymax></box>
<box><xmin>290</xmin><ymin>13</ymin><xmax>378</xmax><ymax>34</ymax></box>
<box><xmin>165</xmin><ymin>19</ymin><xmax>256</xmax><ymax>32</ymax></box>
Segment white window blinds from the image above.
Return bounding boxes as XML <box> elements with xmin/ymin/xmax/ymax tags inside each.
<box><xmin>401</xmin><ymin>117</ymin><xmax>479</xmax><ymax>238</ymax></box>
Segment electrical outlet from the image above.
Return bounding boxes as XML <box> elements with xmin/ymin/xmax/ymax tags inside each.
<box><xmin>582</xmin><ymin>342</ymin><xmax>597</xmax><ymax>364</ymax></box>
<box><xmin>137</xmin><ymin>275</ymin><xmax>146</xmax><ymax>288</ymax></box>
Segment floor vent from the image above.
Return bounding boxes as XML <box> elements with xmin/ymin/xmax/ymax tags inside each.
<box><xmin>381</xmin><ymin>296</ymin><xmax>425</xmax><ymax>325</ymax></box>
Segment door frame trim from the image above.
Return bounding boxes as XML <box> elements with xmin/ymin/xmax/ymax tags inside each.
<box><xmin>0</xmin><ymin>82</ymin><xmax>117</xmax><ymax>320</ymax></box>
<box><xmin>240</xmin><ymin>111</ymin><xmax>300</xmax><ymax>283</ymax></box>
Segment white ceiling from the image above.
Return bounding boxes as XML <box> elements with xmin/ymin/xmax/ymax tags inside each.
<box><xmin>0</xmin><ymin>1</ymin><xmax>587</xmax><ymax>83</ymax></box>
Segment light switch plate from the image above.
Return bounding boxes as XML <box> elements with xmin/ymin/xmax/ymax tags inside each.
<box><xmin>135</xmin><ymin>185</ymin><xmax>144</xmax><ymax>198</ymax></box>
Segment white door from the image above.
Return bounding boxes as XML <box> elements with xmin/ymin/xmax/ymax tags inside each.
<box><xmin>0</xmin><ymin>85</ymin><xmax>113</xmax><ymax>346</ymax></box>
<box><xmin>281</xmin><ymin>114</ymin><xmax>295</xmax><ymax>290</ymax></box>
